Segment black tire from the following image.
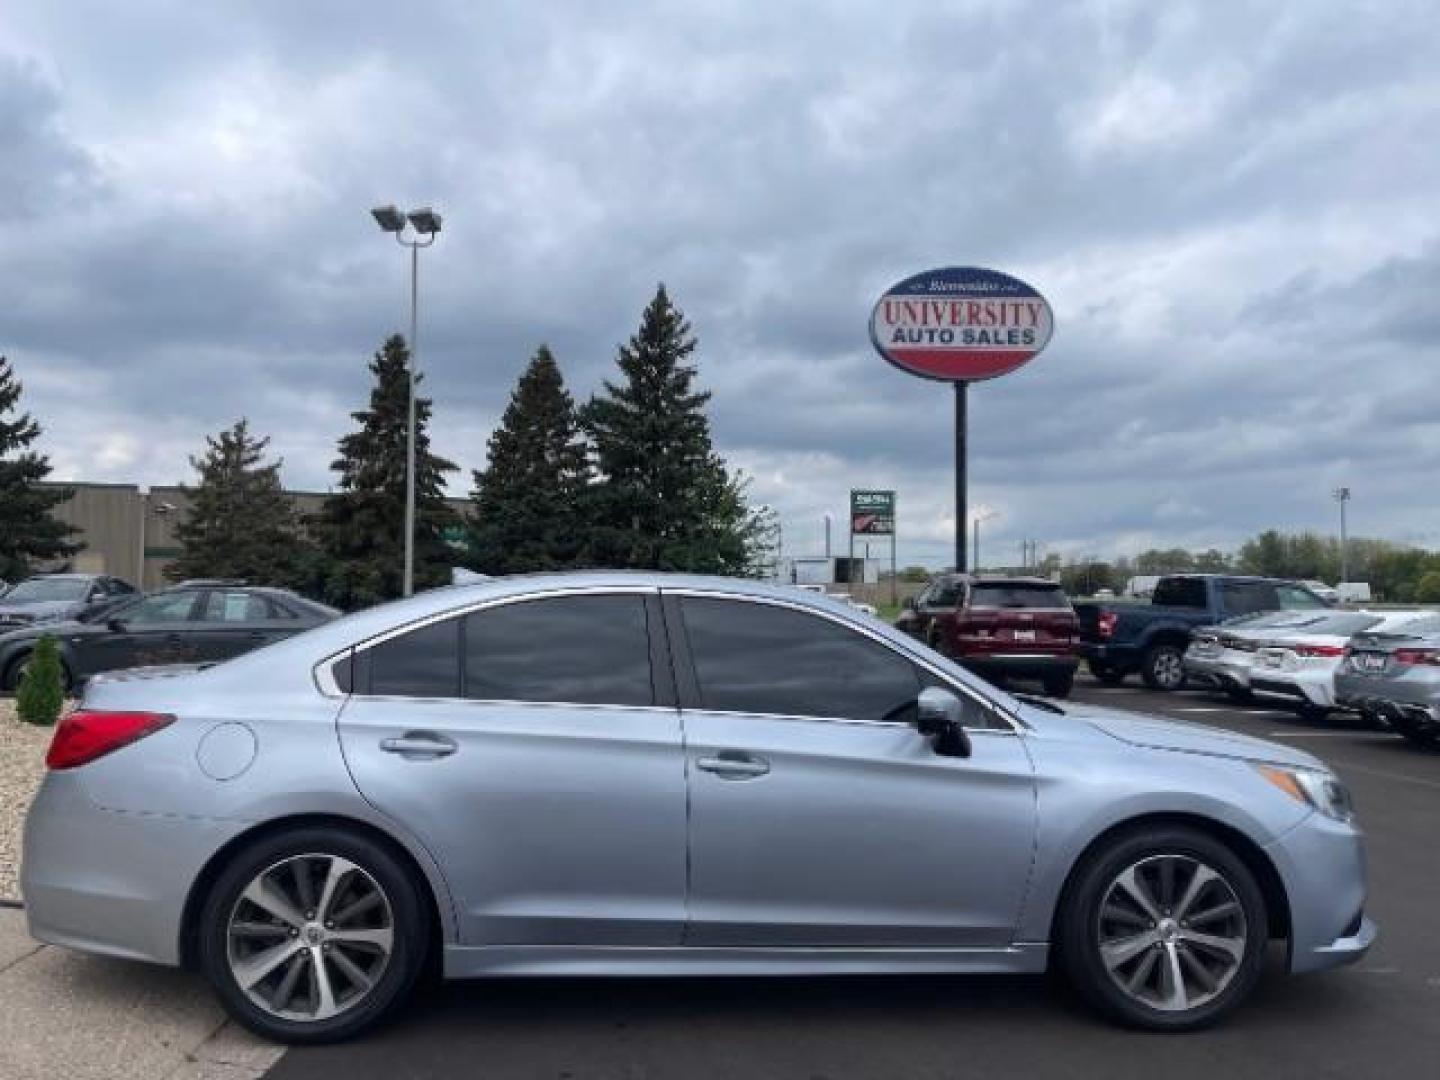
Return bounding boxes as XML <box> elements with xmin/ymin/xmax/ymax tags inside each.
<box><xmin>3</xmin><ymin>651</ymin><xmax>72</xmax><ymax>694</ymax></box>
<box><xmin>1141</xmin><ymin>644</ymin><xmax>1188</xmax><ymax>691</ymax></box>
<box><xmin>1089</xmin><ymin>662</ymin><xmax>1127</xmax><ymax>686</ymax></box>
<box><xmin>198</xmin><ymin>826</ymin><xmax>431</xmax><ymax>1044</ymax></box>
<box><xmin>1058</xmin><ymin>826</ymin><xmax>1268</xmax><ymax>1031</ymax></box>
<box><xmin>1297</xmin><ymin>702</ymin><xmax>1331</xmax><ymax>723</ymax></box>
<box><xmin>1225</xmin><ymin>686</ymin><xmax>1254</xmax><ymax>704</ymax></box>
<box><xmin>1395</xmin><ymin>723</ymin><xmax>1440</xmax><ymax>750</ymax></box>
<box><xmin>1043</xmin><ymin>672</ymin><xmax>1075</xmax><ymax>699</ymax></box>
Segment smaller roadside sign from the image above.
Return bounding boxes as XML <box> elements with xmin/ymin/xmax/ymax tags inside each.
<box><xmin>850</xmin><ymin>490</ymin><xmax>895</xmax><ymax>536</ymax></box>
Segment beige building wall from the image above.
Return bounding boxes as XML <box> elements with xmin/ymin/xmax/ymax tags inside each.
<box><xmin>43</xmin><ymin>482</ymin><xmax>471</xmax><ymax>589</ymax></box>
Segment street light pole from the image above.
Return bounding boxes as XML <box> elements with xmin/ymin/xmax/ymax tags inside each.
<box><xmin>372</xmin><ymin>206</ymin><xmax>441</xmax><ymax>598</ymax></box>
<box><xmin>1333</xmin><ymin>487</ymin><xmax>1351</xmax><ymax>586</ymax></box>
<box><xmin>972</xmin><ymin>508</ymin><xmax>998</xmax><ymax>573</ymax></box>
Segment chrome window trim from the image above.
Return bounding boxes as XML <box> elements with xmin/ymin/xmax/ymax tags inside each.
<box><xmin>665</xmin><ymin>588</ymin><xmax>1024</xmax><ymax>734</ymax></box>
<box><xmin>312</xmin><ymin>585</ymin><xmax>659</xmax><ymax>701</ymax></box>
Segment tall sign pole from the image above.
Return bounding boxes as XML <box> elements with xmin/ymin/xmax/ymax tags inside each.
<box><xmin>869</xmin><ymin>267</ymin><xmax>1054</xmax><ymax>576</ymax></box>
<box><xmin>955</xmin><ymin>383</ymin><xmax>968</xmax><ymax>571</ymax></box>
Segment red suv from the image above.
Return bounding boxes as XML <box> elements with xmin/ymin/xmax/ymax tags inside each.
<box><xmin>895</xmin><ymin>575</ymin><xmax>1081</xmax><ymax>697</ymax></box>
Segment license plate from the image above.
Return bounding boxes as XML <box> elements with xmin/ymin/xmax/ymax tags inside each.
<box><xmin>1357</xmin><ymin>653</ymin><xmax>1386</xmax><ymax>673</ymax></box>
<box><xmin>1012</xmin><ymin>629</ymin><xmax>1036</xmax><ymax>643</ymax></box>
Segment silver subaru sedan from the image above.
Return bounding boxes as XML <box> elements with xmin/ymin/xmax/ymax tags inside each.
<box><xmin>22</xmin><ymin>573</ymin><xmax>1374</xmax><ymax>1043</ymax></box>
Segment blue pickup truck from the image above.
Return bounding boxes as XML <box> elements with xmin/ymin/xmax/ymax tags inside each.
<box><xmin>1074</xmin><ymin>574</ymin><xmax>1331</xmax><ymax>690</ymax></box>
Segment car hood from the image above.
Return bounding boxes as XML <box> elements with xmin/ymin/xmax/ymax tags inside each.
<box><xmin>1058</xmin><ymin>701</ymin><xmax>1324</xmax><ymax>770</ymax></box>
<box><xmin>0</xmin><ymin>599</ymin><xmax>77</xmax><ymax>619</ymax></box>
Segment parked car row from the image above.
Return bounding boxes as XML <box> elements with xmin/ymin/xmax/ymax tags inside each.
<box><xmin>1183</xmin><ymin>608</ymin><xmax>1440</xmax><ymax>747</ymax></box>
<box><xmin>1075</xmin><ymin>574</ymin><xmax>1331</xmax><ymax>690</ymax></box>
<box><xmin>0</xmin><ymin>578</ymin><xmax>338</xmax><ymax>691</ymax></box>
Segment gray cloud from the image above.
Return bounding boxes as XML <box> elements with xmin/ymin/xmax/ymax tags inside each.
<box><xmin>2</xmin><ymin>0</ymin><xmax>1439</xmax><ymax>566</ymax></box>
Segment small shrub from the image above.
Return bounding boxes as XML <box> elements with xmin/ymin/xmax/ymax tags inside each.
<box><xmin>16</xmin><ymin>634</ymin><xmax>65</xmax><ymax>727</ymax></box>
<box><xmin>1414</xmin><ymin>571</ymin><xmax>1440</xmax><ymax>605</ymax></box>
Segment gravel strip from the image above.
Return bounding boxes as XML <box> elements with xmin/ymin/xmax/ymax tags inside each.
<box><xmin>0</xmin><ymin>703</ymin><xmax>55</xmax><ymax>902</ymax></box>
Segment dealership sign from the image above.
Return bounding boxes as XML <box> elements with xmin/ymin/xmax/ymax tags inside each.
<box><xmin>869</xmin><ymin>266</ymin><xmax>1053</xmax><ymax>382</ymax></box>
<box><xmin>850</xmin><ymin>489</ymin><xmax>895</xmax><ymax>536</ymax></box>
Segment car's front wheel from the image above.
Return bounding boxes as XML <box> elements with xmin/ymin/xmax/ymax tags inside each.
<box><xmin>198</xmin><ymin>827</ymin><xmax>431</xmax><ymax>1044</ymax></box>
<box><xmin>1059</xmin><ymin>826</ymin><xmax>1268</xmax><ymax>1030</ymax></box>
<box><xmin>1043</xmin><ymin>672</ymin><xmax>1075</xmax><ymax>698</ymax></box>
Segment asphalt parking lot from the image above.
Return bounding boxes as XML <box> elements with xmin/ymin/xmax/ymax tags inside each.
<box><xmin>268</xmin><ymin>676</ymin><xmax>1439</xmax><ymax>1080</ymax></box>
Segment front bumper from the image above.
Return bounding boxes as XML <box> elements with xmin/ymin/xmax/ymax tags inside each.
<box><xmin>22</xmin><ymin>771</ymin><xmax>245</xmax><ymax>966</ymax></box>
<box><xmin>1182</xmin><ymin>652</ymin><xmax>1252</xmax><ymax>692</ymax></box>
<box><xmin>1264</xmin><ymin>810</ymin><xmax>1375</xmax><ymax>974</ymax></box>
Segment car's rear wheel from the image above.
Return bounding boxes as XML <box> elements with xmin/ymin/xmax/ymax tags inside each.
<box><xmin>1141</xmin><ymin>644</ymin><xmax>1188</xmax><ymax>691</ymax></box>
<box><xmin>1393</xmin><ymin>721</ymin><xmax>1440</xmax><ymax>750</ymax></box>
<box><xmin>198</xmin><ymin>827</ymin><xmax>430</xmax><ymax>1044</ymax></box>
<box><xmin>3</xmin><ymin>652</ymin><xmax>72</xmax><ymax>693</ymax></box>
<box><xmin>1043</xmin><ymin>672</ymin><xmax>1075</xmax><ymax>698</ymax></box>
<box><xmin>1225</xmin><ymin>686</ymin><xmax>1254</xmax><ymax>704</ymax></box>
<box><xmin>1059</xmin><ymin>826</ymin><xmax>1267</xmax><ymax>1031</ymax></box>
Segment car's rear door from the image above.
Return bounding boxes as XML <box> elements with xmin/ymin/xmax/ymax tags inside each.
<box><xmin>668</xmin><ymin>591</ymin><xmax>1037</xmax><ymax>948</ymax></box>
<box><xmin>337</xmin><ymin>588</ymin><xmax>687</xmax><ymax>947</ymax></box>
<box><xmin>78</xmin><ymin>590</ymin><xmax>204</xmax><ymax>674</ymax></box>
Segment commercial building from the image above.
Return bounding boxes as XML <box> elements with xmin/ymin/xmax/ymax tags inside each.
<box><xmin>42</xmin><ymin>482</ymin><xmax>470</xmax><ymax>589</ymax></box>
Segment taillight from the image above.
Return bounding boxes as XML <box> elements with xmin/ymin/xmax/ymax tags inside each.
<box><xmin>1293</xmin><ymin>644</ymin><xmax>1346</xmax><ymax>658</ymax></box>
<box><xmin>46</xmin><ymin>710</ymin><xmax>175</xmax><ymax>770</ymax></box>
<box><xmin>1097</xmin><ymin>612</ymin><xmax>1118</xmax><ymax>639</ymax></box>
<box><xmin>1392</xmin><ymin>649</ymin><xmax>1440</xmax><ymax>667</ymax></box>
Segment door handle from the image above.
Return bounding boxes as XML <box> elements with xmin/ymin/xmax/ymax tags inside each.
<box><xmin>380</xmin><ymin>732</ymin><xmax>458</xmax><ymax>758</ymax></box>
<box><xmin>696</xmin><ymin>752</ymin><xmax>770</xmax><ymax>779</ymax></box>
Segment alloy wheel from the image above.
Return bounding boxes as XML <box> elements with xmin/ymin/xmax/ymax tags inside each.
<box><xmin>1096</xmin><ymin>854</ymin><xmax>1248</xmax><ymax>1013</ymax></box>
<box><xmin>1151</xmin><ymin>650</ymin><xmax>1184</xmax><ymax>690</ymax></box>
<box><xmin>226</xmin><ymin>854</ymin><xmax>394</xmax><ymax>1023</ymax></box>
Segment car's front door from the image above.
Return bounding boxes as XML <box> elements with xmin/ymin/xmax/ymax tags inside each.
<box><xmin>668</xmin><ymin>592</ymin><xmax>1037</xmax><ymax>948</ymax></box>
<box><xmin>337</xmin><ymin>589</ymin><xmax>688</xmax><ymax>948</ymax></box>
<box><xmin>77</xmin><ymin>590</ymin><xmax>204</xmax><ymax>676</ymax></box>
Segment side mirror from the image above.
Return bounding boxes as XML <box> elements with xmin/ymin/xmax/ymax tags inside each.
<box><xmin>105</xmin><ymin>617</ymin><xmax>127</xmax><ymax>632</ymax></box>
<box><xmin>915</xmin><ymin>687</ymin><xmax>973</xmax><ymax>758</ymax></box>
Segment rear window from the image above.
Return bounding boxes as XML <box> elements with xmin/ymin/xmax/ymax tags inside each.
<box><xmin>968</xmin><ymin>583</ymin><xmax>1069</xmax><ymax>609</ymax></box>
<box><xmin>1153</xmin><ymin>577</ymin><xmax>1209</xmax><ymax>609</ymax></box>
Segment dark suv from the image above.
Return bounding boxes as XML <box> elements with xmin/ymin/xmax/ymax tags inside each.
<box><xmin>895</xmin><ymin>575</ymin><xmax>1081</xmax><ymax>697</ymax></box>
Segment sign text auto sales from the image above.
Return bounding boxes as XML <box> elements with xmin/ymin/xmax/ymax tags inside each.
<box><xmin>876</xmin><ymin>297</ymin><xmax>1047</xmax><ymax>350</ymax></box>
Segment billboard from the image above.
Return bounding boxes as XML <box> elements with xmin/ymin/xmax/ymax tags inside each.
<box><xmin>850</xmin><ymin>489</ymin><xmax>895</xmax><ymax>536</ymax></box>
<box><xmin>869</xmin><ymin>266</ymin><xmax>1053</xmax><ymax>382</ymax></box>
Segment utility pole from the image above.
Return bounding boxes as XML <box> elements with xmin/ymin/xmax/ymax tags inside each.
<box><xmin>1333</xmin><ymin>487</ymin><xmax>1351</xmax><ymax>585</ymax></box>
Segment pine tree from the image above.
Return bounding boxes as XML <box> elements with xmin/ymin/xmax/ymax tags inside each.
<box><xmin>16</xmin><ymin>634</ymin><xmax>65</xmax><ymax>726</ymax></box>
<box><xmin>0</xmin><ymin>356</ymin><xmax>80</xmax><ymax>582</ymax></box>
<box><xmin>315</xmin><ymin>335</ymin><xmax>460</xmax><ymax>609</ymax></box>
<box><xmin>583</xmin><ymin>286</ymin><xmax>754</xmax><ymax>574</ymax></box>
<box><xmin>467</xmin><ymin>346</ymin><xmax>591</xmax><ymax>574</ymax></box>
<box><xmin>167</xmin><ymin>419</ymin><xmax>311</xmax><ymax>587</ymax></box>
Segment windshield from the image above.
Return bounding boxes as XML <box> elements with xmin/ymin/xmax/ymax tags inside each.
<box><xmin>969</xmin><ymin>583</ymin><xmax>1069</xmax><ymax>609</ymax></box>
<box><xmin>4</xmin><ymin>578</ymin><xmax>88</xmax><ymax>602</ymax></box>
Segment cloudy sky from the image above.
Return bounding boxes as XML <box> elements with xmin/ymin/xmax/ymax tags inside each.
<box><xmin>3</xmin><ymin>0</ymin><xmax>1439</xmax><ymax>568</ymax></box>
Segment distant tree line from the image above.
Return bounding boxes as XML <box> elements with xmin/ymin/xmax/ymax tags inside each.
<box><xmin>136</xmin><ymin>285</ymin><xmax>766</xmax><ymax>609</ymax></box>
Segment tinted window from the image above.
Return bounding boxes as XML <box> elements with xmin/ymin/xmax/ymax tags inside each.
<box><xmin>969</xmin><ymin>583</ymin><xmax>1069</xmax><ymax>609</ymax></box>
<box><xmin>370</xmin><ymin>619</ymin><xmax>460</xmax><ymax>697</ymax></box>
<box><xmin>464</xmin><ymin>595</ymin><xmax>653</xmax><ymax>706</ymax></box>
<box><xmin>6</xmin><ymin>578</ymin><xmax>90</xmax><ymax>602</ymax></box>
<box><xmin>1153</xmin><ymin>578</ymin><xmax>1208</xmax><ymax>609</ymax></box>
<box><xmin>1221</xmin><ymin>581</ymin><xmax>1280</xmax><ymax>616</ymax></box>
<box><xmin>680</xmin><ymin>597</ymin><xmax>921</xmax><ymax>722</ymax></box>
<box><xmin>929</xmin><ymin>581</ymin><xmax>962</xmax><ymax>607</ymax></box>
<box><xmin>122</xmin><ymin>592</ymin><xmax>201</xmax><ymax>624</ymax></box>
<box><xmin>200</xmin><ymin>591</ymin><xmax>278</xmax><ymax>622</ymax></box>
<box><xmin>1277</xmin><ymin>584</ymin><xmax>1328</xmax><ymax>609</ymax></box>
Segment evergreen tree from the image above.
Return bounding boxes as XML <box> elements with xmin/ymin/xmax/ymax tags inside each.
<box><xmin>167</xmin><ymin>419</ymin><xmax>311</xmax><ymax>587</ymax></box>
<box><xmin>467</xmin><ymin>346</ymin><xmax>590</xmax><ymax>574</ymax></box>
<box><xmin>0</xmin><ymin>356</ymin><xmax>80</xmax><ymax>581</ymax></box>
<box><xmin>315</xmin><ymin>335</ymin><xmax>460</xmax><ymax>609</ymax></box>
<box><xmin>16</xmin><ymin>634</ymin><xmax>65</xmax><ymax>726</ymax></box>
<box><xmin>583</xmin><ymin>286</ymin><xmax>756</xmax><ymax>574</ymax></box>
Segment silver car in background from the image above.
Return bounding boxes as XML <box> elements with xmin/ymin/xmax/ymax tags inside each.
<box><xmin>1335</xmin><ymin>613</ymin><xmax>1440</xmax><ymax>748</ymax></box>
<box><xmin>23</xmin><ymin>573</ymin><xmax>1374</xmax><ymax>1042</ymax></box>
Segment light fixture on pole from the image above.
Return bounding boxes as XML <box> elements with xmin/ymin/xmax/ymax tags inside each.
<box><xmin>136</xmin><ymin>494</ymin><xmax>176</xmax><ymax>588</ymax></box>
<box><xmin>371</xmin><ymin>204</ymin><xmax>442</xmax><ymax>598</ymax></box>
<box><xmin>972</xmin><ymin>507</ymin><xmax>999</xmax><ymax>572</ymax></box>
<box><xmin>1333</xmin><ymin>486</ymin><xmax>1351</xmax><ymax>586</ymax></box>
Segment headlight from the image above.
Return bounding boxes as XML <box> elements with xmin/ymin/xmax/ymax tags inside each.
<box><xmin>1255</xmin><ymin>764</ymin><xmax>1354</xmax><ymax>823</ymax></box>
